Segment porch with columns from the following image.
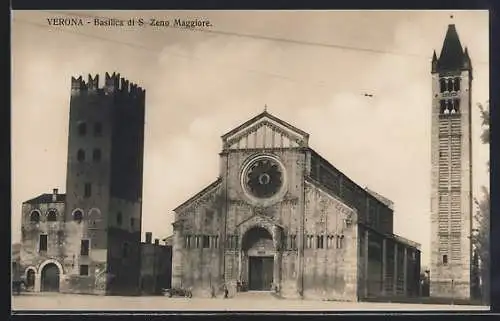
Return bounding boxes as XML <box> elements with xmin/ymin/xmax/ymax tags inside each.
<box><xmin>360</xmin><ymin>226</ymin><xmax>421</xmax><ymax>300</ymax></box>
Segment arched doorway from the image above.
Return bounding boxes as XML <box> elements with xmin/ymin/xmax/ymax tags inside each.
<box><xmin>26</xmin><ymin>269</ymin><xmax>36</xmax><ymax>290</ymax></box>
<box><xmin>41</xmin><ymin>263</ymin><xmax>60</xmax><ymax>292</ymax></box>
<box><xmin>242</xmin><ymin>226</ymin><xmax>275</xmax><ymax>291</ymax></box>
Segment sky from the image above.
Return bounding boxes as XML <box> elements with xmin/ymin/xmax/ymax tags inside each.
<box><xmin>11</xmin><ymin>10</ymin><xmax>489</xmax><ymax>267</ymax></box>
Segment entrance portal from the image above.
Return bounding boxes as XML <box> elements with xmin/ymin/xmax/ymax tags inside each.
<box><xmin>249</xmin><ymin>256</ymin><xmax>274</xmax><ymax>290</ymax></box>
<box><xmin>41</xmin><ymin>263</ymin><xmax>60</xmax><ymax>292</ymax></box>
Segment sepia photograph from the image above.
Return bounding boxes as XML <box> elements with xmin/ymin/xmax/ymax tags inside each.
<box><xmin>11</xmin><ymin>10</ymin><xmax>490</xmax><ymax>312</ymax></box>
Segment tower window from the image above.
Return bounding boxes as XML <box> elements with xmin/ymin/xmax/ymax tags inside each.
<box><xmin>452</xmin><ymin>99</ymin><xmax>460</xmax><ymax>114</ymax></box>
<box><xmin>39</xmin><ymin>234</ymin><xmax>48</xmax><ymax>252</ymax></box>
<box><xmin>84</xmin><ymin>183</ymin><xmax>92</xmax><ymax>198</ymax></box>
<box><xmin>92</xmin><ymin>149</ymin><xmax>101</xmax><ymax>162</ymax></box>
<box><xmin>440</xmin><ymin>100</ymin><xmax>446</xmax><ymax>114</ymax></box>
<box><xmin>94</xmin><ymin>122</ymin><xmax>103</xmax><ymax>136</ymax></box>
<box><xmin>454</xmin><ymin>78</ymin><xmax>461</xmax><ymax>91</ymax></box>
<box><xmin>80</xmin><ymin>239</ymin><xmax>90</xmax><ymax>256</ymax></box>
<box><xmin>117</xmin><ymin>212</ymin><xmax>122</xmax><ymax>226</ymax></box>
<box><xmin>443</xmin><ymin>254</ymin><xmax>448</xmax><ymax>265</ymax></box>
<box><xmin>77</xmin><ymin>149</ymin><xmax>85</xmax><ymax>162</ymax></box>
<box><xmin>47</xmin><ymin>210</ymin><xmax>57</xmax><ymax>222</ymax></box>
<box><xmin>439</xmin><ymin>78</ymin><xmax>446</xmax><ymax>93</ymax></box>
<box><xmin>30</xmin><ymin>211</ymin><xmax>40</xmax><ymax>223</ymax></box>
<box><xmin>77</xmin><ymin>122</ymin><xmax>87</xmax><ymax>136</ymax></box>
<box><xmin>79</xmin><ymin>264</ymin><xmax>89</xmax><ymax>276</ymax></box>
<box><xmin>447</xmin><ymin>79</ymin><xmax>453</xmax><ymax>92</ymax></box>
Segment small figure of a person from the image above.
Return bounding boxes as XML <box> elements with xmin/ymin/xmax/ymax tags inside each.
<box><xmin>223</xmin><ymin>284</ymin><xmax>229</xmax><ymax>299</ymax></box>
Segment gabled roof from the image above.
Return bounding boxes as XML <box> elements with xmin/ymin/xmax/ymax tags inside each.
<box><xmin>221</xmin><ymin>110</ymin><xmax>309</xmax><ymax>141</ymax></box>
<box><xmin>23</xmin><ymin>193</ymin><xmax>66</xmax><ymax>205</ymax></box>
<box><xmin>162</xmin><ymin>235</ymin><xmax>174</xmax><ymax>246</ymax></box>
<box><xmin>173</xmin><ymin>178</ymin><xmax>222</xmax><ymax>213</ymax></box>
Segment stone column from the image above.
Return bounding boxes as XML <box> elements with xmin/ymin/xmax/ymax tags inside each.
<box><xmin>364</xmin><ymin>229</ymin><xmax>369</xmax><ymax>298</ymax></box>
<box><xmin>238</xmin><ymin>250</ymin><xmax>243</xmax><ymax>281</ymax></box>
<box><xmin>274</xmin><ymin>251</ymin><xmax>280</xmax><ymax>290</ymax></box>
<box><xmin>298</xmin><ymin>220</ymin><xmax>304</xmax><ymax>296</ymax></box>
<box><xmin>382</xmin><ymin>238</ymin><xmax>387</xmax><ymax>296</ymax></box>
<box><xmin>272</xmin><ymin>225</ymin><xmax>281</xmax><ymax>289</ymax></box>
<box><xmin>34</xmin><ymin>272</ymin><xmax>41</xmax><ymax>292</ymax></box>
<box><xmin>171</xmin><ymin>228</ymin><xmax>183</xmax><ymax>288</ymax></box>
<box><xmin>393</xmin><ymin>243</ymin><xmax>398</xmax><ymax>296</ymax></box>
<box><xmin>403</xmin><ymin>247</ymin><xmax>408</xmax><ymax>296</ymax></box>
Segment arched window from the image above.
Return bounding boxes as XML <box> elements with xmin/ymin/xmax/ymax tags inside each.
<box><xmin>77</xmin><ymin>122</ymin><xmax>87</xmax><ymax>136</ymax></box>
<box><xmin>452</xmin><ymin>99</ymin><xmax>460</xmax><ymax>113</ymax></box>
<box><xmin>117</xmin><ymin>212</ymin><xmax>123</xmax><ymax>226</ymax></box>
<box><xmin>77</xmin><ymin>149</ymin><xmax>85</xmax><ymax>162</ymax></box>
<box><xmin>439</xmin><ymin>78</ymin><xmax>446</xmax><ymax>93</ymax></box>
<box><xmin>92</xmin><ymin>149</ymin><xmax>101</xmax><ymax>162</ymax></box>
<box><xmin>30</xmin><ymin>211</ymin><xmax>40</xmax><ymax>223</ymax></box>
<box><xmin>47</xmin><ymin>210</ymin><xmax>57</xmax><ymax>222</ymax></box>
<box><xmin>94</xmin><ymin>122</ymin><xmax>103</xmax><ymax>137</ymax></box>
<box><xmin>73</xmin><ymin>209</ymin><xmax>83</xmax><ymax>223</ymax></box>
<box><xmin>454</xmin><ymin>77</ymin><xmax>461</xmax><ymax>91</ymax></box>
<box><xmin>440</xmin><ymin>100</ymin><xmax>446</xmax><ymax>114</ymax></box>
<box><xmin>447</xmin><ymin>78</ymin><xmax>453</xmax><ymax>92</ymax></box>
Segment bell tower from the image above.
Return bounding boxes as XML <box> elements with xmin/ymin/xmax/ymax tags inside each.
<box><xmin>430</xmin><ymin>24</ymin><xmax>473</xmax><ymax>299</ymax></box>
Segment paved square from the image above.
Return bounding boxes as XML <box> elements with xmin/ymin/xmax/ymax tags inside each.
<box><xmin>12</xmin><ymin>293</ymin><xmax>490</xmax><ymax>312</ymax></box>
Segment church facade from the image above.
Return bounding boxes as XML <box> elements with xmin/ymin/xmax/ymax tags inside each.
<box><xmin>171</xmin><ymin>111</ymin><xmax>421</xmax><ymax>301</ymax></box>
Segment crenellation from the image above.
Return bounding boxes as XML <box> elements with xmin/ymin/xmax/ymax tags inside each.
<box><xmin>87</xmin><ymin>74</ymin><xmax>99</xmax><ymax>91</ymax></box>
<box><xmin>70</xmin><ymin>73</ymin><xmax>145</xmax><ymax>99</ymax></box>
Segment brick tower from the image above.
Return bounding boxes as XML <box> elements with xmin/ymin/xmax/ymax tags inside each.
<box><xmin>64</xmin><ymin>72</ymin><xmax>146</xmax><ymax>295</ymax></box>
<box><xmin>430</xmin><ymin>24</ymin><xmax>473</xmax><ymax>299</ymax></box>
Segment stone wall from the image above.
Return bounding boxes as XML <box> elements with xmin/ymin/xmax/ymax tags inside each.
<box><xmin>302</xmin><ymin>181</ymin><xmax>358</xmax><ymax>301</ymax></box>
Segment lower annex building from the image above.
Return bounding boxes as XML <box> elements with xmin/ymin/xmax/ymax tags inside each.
<box><xmin>171</xmin><ymin>111</ymin><xmax>421</xmax><ymax>301</ymax></box>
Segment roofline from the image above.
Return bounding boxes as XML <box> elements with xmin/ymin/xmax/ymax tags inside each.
<box><xmin>359</xmin><ymin>223</ymin><xmax>421</xmax><ymax>250</ymax></box>
<box><xmin>172</xmin><ymin>178</ymin><xmax>222</xmax><ymax>213</ymax></box>
<box><xmin>304</xmin><ymin>177</ymin><xmax>357</xmax><ymax>214</ymax></box>
<box><xmin>221</xmin><ymin>111</ymin><xmax>310</xmax><ymax>140</ymax></box>
<box><xmin>22</xmin><ymin>193</ymin><xmax>66</xmax><ymax>205</ymax></box>
<box><xmin>307</xmin><ymin>148</ymin><xmax>393</xmax><ymax>211</ymax></box>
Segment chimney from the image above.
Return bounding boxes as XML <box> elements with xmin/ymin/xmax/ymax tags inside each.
<box><xmin>154</xmin><ymin>239</ymin><xmax>159</xmax><ymax>245</ymax></box>
<box><xmin>52</xmin><ymin>188</ymin><xmax>58</xmax><ymax>202</ymax></box>
<box><xmin>145</xmin><ymin>232</ymin><xmax>152</xmax><ymax>244</ymax></box>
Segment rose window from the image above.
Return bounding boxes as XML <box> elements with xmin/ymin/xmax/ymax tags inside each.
<box><xmin>244</xmin><ymin>157</ymin><xmax>283</xmax><ymax>199</ymax></box>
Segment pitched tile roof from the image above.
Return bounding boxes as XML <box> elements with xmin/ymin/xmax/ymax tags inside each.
<box><xmin>23</xmin><ymin>193</ymin><xmax>66</xmax><ymax>205</ymax></box>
